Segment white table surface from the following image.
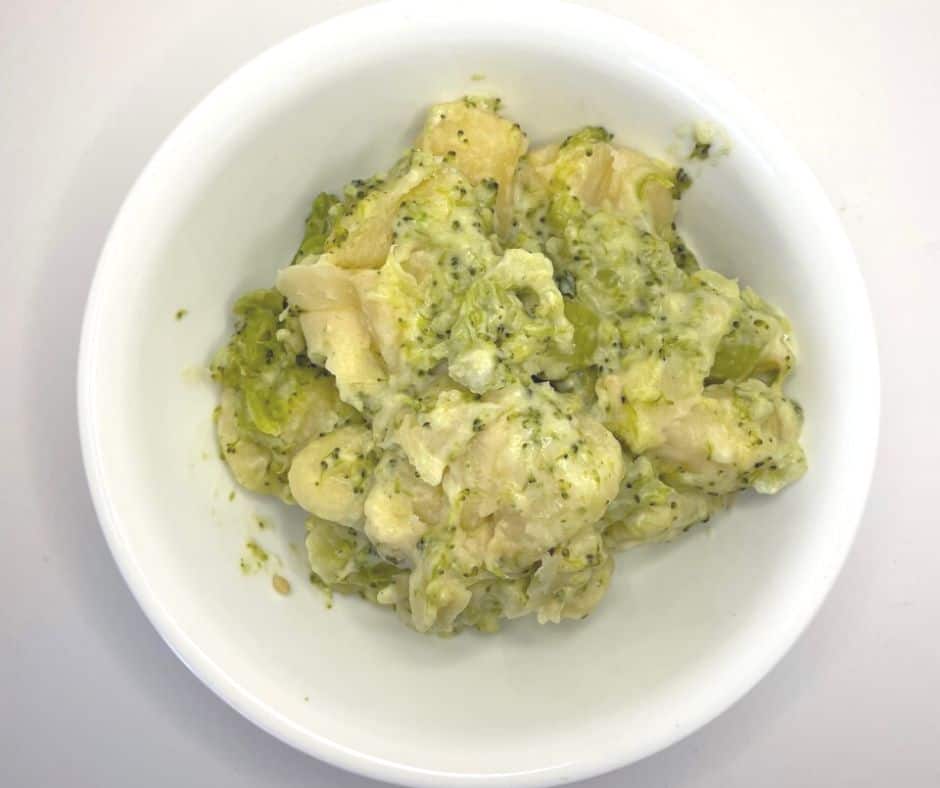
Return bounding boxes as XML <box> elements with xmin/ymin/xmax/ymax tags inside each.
<box><xmin>3</xmin><ymin>1</ymin><xmax>938</xmax><ymax>785</ymax></box>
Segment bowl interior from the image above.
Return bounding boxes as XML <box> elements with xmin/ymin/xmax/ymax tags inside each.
<box><xmin>80</xmin><ymin>3</ymin><xmax>878</xmax><ymax>785</ymax></box>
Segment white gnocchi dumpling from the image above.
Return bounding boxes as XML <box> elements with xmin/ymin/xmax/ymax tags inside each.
<box><xmin>288</xmin><ymin>425</ymin><xmax>375</xmax><ymax>528</ymax></box>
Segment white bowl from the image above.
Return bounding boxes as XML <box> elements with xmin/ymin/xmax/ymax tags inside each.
<box><xmin>78</xmin><ymin>1</ymin><xmax>879</xmax><ymax>785</ymax></box>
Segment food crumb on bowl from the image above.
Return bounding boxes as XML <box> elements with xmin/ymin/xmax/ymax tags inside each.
<box><xmin>240</xmin><ymin>540</ymin><xmax>269</xmax><ymax>574</ymax></box>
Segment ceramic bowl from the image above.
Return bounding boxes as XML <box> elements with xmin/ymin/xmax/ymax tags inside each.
<box><xmin>78</xmin><ymin>1</ymin><xmax>879</xmax><ymax>785</ymax></box>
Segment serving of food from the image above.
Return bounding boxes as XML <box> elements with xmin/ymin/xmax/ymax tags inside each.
<box><xmin>78</xmin><ymin>1</ymin><xmax>880</xmax><ymax>779</ymax></box>
<box><xmin>212</xmin><ymin>96</ymin><xmax>806</xmax><ymax>635</ymax></box>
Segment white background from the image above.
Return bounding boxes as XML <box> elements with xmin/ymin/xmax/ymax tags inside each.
<box><xmin>2</xmin><ymin>1</ymin><xmax>938</xmax><ymax>786</ymax></box>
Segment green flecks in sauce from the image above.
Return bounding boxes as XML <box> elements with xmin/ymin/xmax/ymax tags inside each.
<box><xmin>690</xmin><ymin>140</ymin><xmax>712</xmax><ymax>160</ymax></box>
<box><xmin>672</xmin><ymin>167</ymin><xmax>692</xmax><ymax>199</ymax></box>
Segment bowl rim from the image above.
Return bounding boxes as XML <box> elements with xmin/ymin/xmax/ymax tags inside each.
<box><xmin>77</xmin><ymin>1</ymin><xmax>880</xmax><ymax>785</ymax></box>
